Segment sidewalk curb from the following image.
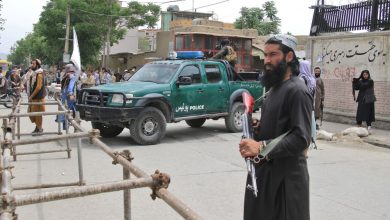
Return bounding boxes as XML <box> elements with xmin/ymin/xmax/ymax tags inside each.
<box><xmin>361</xmin><ymin>138</ymin><xmax>390</xmax><ymax>150</ymax></box>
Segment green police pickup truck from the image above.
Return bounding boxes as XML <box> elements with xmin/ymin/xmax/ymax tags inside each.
<box><xmin>77</xmin><ymin>60</ymin><xmax>263</xmax><ymax>145</ymax></box>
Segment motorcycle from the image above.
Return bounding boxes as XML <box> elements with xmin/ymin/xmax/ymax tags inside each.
<box><xmin>0</xmin><ymin>88</ymin><xmax>19</xmax><ymax>108</ymax></box>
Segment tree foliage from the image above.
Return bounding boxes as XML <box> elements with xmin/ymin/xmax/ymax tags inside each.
<box><xmin>8</xmin><ymin>0</ymin><xmax>161</xmax><ymax>67</ymax></box>
<box><xmin>8</xmin><ymin>32</ymin><xmax>46</xmax><ymax>67</ymax></box>
<box><xmin>234</xmin><ymin>1</ymin><xmax>281</xmax><ymax>35</ymax></box>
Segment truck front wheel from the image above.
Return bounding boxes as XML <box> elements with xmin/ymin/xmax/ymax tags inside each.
<box><xmin>91</xmin><ymin>122</ymin><xmax>124</xmax><ymax>138</ymax></box>
<box><xmin>130</xmin><ymin>107</ymin><xmax>167</xmax><ymax>145</ymax></box>
<box><xmin>185</xmin><ymin>118</ymin><xmax>206</xmax><ymax>128</ymax></box>
<box><xmin>225</xmin><ymin>102</ymin><xmax>244</xmax><ymax>132</ymax></box>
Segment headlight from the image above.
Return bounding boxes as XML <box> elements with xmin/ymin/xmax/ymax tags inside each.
<box><xmin>111</xmin><ymin>94</ymin><xmax>124</xmax><ymax>103</ymax></box>
<box><xmin>125</xmin><ymin>94</ymin><xmax>134</xmax><ymax>104</ymax></box>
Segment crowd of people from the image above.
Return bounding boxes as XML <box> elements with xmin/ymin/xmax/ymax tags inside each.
<box><xmin>0</xmin><ymin>60</ymin><xmax>138</xmax><ymax>135</ymax></box>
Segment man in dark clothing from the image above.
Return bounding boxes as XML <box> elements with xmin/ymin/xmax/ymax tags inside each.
<box><xmin>212</xmin><ymin>39</ymin><xmax>237</xmax><ymax>67</ymax></box>
<box><xmin>314</xmin><ymin>67</ymin><xmax>325</xmax><ymax>129</ymax></box>
<box><xmin>353</xmin><ymin>70</ymin><xmax>375</xmax><ymax>133</ymax></box>
<box><xmin>5</xmin><ymin>66</ymin><xmax>16</xmax><ymax>80</ymax></box>
<box><xmin>239</xmin><ymin>34</ymin><xmax>312</xmax><ymax>220</ymax></box>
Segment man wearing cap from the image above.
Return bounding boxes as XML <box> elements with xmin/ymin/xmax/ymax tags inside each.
<box><xmin>61</xmin><ymin>63</ymin><xmax>77</xmax><ymax>115</ymax></box>
<box><xmin>28</xmin><ymin>59</ymin><xmax>46</xmax><ymax>135</ymax></box>
<box><xmin>239</xmin><ymin>34</ymin><xmax>312</xmax><ymax>220</ymax></box>
<box><xmin>212</xmin><ymin>38</ymin><xmax>237</xmax><ymax>68</ymax></box>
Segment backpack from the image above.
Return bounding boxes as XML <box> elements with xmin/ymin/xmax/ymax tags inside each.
<box><xmin>225</xmin><ymin>46</ymin><xmax>237</xmax><ymax>62</ymax></box>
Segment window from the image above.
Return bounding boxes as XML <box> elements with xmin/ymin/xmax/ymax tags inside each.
<box><xmin>232</xmin><ymin>38</ymin><xmax>242</xmax><ymax>51</ymax></box>
<box><xmin>244</xmin><ymin>39</ymin><xmax>251</xmax><ymax>52</ymax></box>
<box><xmin>237</xmin><ymin>52</ymin><xmax>242</xmax><ymax>65</ymax></box>
<box><xmin>175</xmin><ymin>36</ymin><xmax>183</xmax><ymax>50</ymax></box>
<box><xmin>244</xmin><ymin>54</ymin><xmax>251</xmax><ymax>65</ymax></box>
<box><xmin>205</xmin><ymin>36</ymin><xmax>213</xmax><ymax>49</ymax></box>
<box><xmin>178</xmin><ymin>65</ymin><xmax>201</xmax><ymax>84</ymax></box>
<box><xmin>194</xmin><ymin>35</ymin><xmax>203</xmax><ymax>50</ymax></box>
<box><xmin>184</xmin><ymin>35</ymin><xmax>192</xmax><ymax>49</ymax></box>
<box><xmin>129</xmin><ymin>63</ymin><xmax>180</xmax><ymax>84</ymax></box>
<box><xmin>205</xmin><ymin>65</ymin><xmax>222</xmax><ymax>83</ymax></box>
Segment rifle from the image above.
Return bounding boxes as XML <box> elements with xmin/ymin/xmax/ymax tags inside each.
<box><xmin>241</xmin><ymin>92</ymin><xmax>258</xmax><ymax>197</ymax></box>
<box><xmin>241</xmin><ymin>91</ymin><xmax>292</xmax><ymax>197</ymax></box>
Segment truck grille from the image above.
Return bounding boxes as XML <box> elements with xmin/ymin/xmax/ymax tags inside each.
<box><xmin>84</xmin><ymin>90</ymin><xmax>109</xmax><ymax>106</ymax></box>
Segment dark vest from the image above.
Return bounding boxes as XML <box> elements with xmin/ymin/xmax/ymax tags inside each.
<box><xmin>0</xmin><ymin>78</ymin><xmax>7</xmax><ymax>94</ymax></box>
<box><xmin>30</xmin><ymin>72</ymin><xmax>46</xmax><ymax>99</ymax></box>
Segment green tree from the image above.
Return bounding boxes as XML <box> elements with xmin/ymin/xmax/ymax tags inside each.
<box><xmin>8</xmin><ymin>0</ymin><xmax>161</xmax><ymax>66</ymax></box>
<box><xmin>8</xmin><ymin>32</ymin><xmax>46</xmax><ymax>66</ymax></box>
<box><xmin>234</xmin><ymin>1</ymin><xmax>280</xmax><ymax>35</ymax></box>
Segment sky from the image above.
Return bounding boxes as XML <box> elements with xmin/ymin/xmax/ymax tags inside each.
<box><xmin>0</xmin><ymin>0</ymin><xmax>321</xmax><ymax>55</ymax></box>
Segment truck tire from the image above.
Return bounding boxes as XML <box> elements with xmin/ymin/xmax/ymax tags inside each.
<box><xmin>185</xmin><ymin>118</ymin><xmax>206</xmax><ymax>128</ymax></box>
<box><xmin>130</xmin><ymin>107</ymin><xmax>166</xmax><ymax>145</ymax></box>
<box><xmin>92</xmin><ymin>122</ymin><xmax>124</xmax><ymax>138</ymax></box>
<box><xmin>225</xmin><ymin>102</ymin><xmax>244</xmax><ymax>133</ymax></box>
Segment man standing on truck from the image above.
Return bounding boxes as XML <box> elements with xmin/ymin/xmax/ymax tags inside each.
<box><xmin>238</xmin><ymin>34</ymin><xmax>312</xmax><ymax>220</ymax></box>
<box><xmin>212</xmin><ymin>38</ymin><xmax>237</xmax><ymax>68</ymax></box>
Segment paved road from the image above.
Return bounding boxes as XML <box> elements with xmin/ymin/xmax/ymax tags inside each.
<box><xmin>1</xmin><ymin>104</ymin><xmax>390</xmax><ymax>220</ymax></box>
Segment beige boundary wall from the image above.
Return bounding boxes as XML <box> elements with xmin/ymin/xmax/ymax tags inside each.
<box><xmin>307</xmin><ymin>31</ymin><xmax>390</xmax><ymax>128</ymax></box>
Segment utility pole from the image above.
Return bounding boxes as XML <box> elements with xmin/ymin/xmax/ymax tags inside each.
<box><xmin>103</xmin><ymin>0</ymin><xmax>113</xmax><ymax>69</ymax></box>
<box><xmin>106</xmin><ymin>15</ymin><xmax>112</xmax><ymax>69</ymax></box>
<box><xmin>64</xmin><ymin>5</ymin><xmax>71</xmax><ymax>63</ymax></box>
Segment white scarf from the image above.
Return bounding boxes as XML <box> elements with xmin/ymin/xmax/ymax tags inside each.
<box><xmin>30</xmin><ymin>68</ymin><xmax>43</xmax><ymax>91</ymax></box>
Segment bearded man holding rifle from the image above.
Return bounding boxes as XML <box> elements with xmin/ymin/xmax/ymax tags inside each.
<box><xmin>239</xmin><ymin>34</ymin><xmax>312</xmax><ymax>220</ymax></box>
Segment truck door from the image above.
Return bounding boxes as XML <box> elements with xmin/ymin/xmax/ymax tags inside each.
<box><xmin>203</xmin><ymin>64</ymin><xmax>229</xmax><ymax>113</ymax></box>
<box><xmin>172</xmin><ymin>64</ymin><xmax>206</xmax><ymax>117</ymax></box>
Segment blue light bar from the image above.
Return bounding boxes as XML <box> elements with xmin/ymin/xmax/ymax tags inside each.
<box><xmin>175</xmin><ymin>51</ymin><xmax>204</xmax><ymax>59</ymax></box>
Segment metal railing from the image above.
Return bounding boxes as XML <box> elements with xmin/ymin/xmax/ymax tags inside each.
<box><xmin>0</xmin><ymin>95</ymin><xmax>202</xmax><ymax>220</ymax></box>
<box><xmin>310</xmin><ymin>0</ymin><xmax>390</xmax><ymax>35</ymax></box>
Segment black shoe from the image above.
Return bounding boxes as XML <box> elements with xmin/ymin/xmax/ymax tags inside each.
<box><xmin>31</xmin><ymin>127</ymin><xmax>38</xmax><ymax>134</ymax></box>
<box><xmin>32</xmin><ymin>128</ymin><xmax>43</xmax><ymax>136</ymax></box>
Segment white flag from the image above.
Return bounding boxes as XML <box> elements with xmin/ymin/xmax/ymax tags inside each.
<box><xmin>70</xmin><ymin>27</ymin><xmax>81</xmax><ymax>71</ymax></box>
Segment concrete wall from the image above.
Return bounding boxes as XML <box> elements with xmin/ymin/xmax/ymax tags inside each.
<box><xmin>308</xmin><ymin>31</ymin><xmax>390</xmax><ymax>128</ymax></box>
<box><xmin>109</xmin><ymin>31</ymin><xmax>171</xmax><ymax>73</ymax></box>
<box><xmin>109</xmin><ymin>29</ymin><xmax>139</xmax><ymax>55</ymax></box>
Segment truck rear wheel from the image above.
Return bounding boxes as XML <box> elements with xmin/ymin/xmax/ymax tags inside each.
<box><xmin>92</xmin><ymin>122</ymin><xmax>124</xmax><ymax>138</ymax></box>
<box><xmin>185</xmin><ymin>118</ymin><xmax>206</xmax><ymax>128</ymax></box>
<box><xmin>225</xmin><ymin>102</ymin><xmax>244</xmax><ymax>132</ymax></box>
<box><xmin>130</xmin><ymin>107</ymin><xmax>166</xmax><ymax>145</ymax></box>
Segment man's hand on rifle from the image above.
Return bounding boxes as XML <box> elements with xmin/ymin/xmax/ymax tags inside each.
<box><xmin>239</xmin><ymin>139</ymin><xmax>263</xmax><ymax>158</ymax></box>
<box><xmin>252</xmin><ymin>118</ymin><xmax>260</xmax><ymax>135</ymax></box>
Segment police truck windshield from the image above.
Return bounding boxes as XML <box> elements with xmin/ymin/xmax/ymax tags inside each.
<box><xmin>129</xmin><ymin>63</ymin><xmax>180</xmax><ymax>84</ymax></box>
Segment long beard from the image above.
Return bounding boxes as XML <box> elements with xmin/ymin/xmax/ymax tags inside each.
<box><xmin>315</xmin><ymin>74</ymin><xmax>320</xmax><ymax>78</ymax></box>
<box><xmin>261</xmin><ymin>60</ymin><xmax>288</xmax><ymax>89</ymax></box>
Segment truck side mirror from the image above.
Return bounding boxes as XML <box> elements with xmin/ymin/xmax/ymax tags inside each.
<box><xmin>176</xmin><ymin>76</ymin><xmax>192</xmax><ymax>86</ymax></box>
